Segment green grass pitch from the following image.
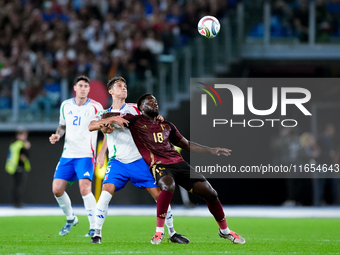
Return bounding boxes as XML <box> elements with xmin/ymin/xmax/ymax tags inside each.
<box><xmin>0</xmin><ymin>216</ymin><xmax>339</xmax><ymax>254</ymax></box>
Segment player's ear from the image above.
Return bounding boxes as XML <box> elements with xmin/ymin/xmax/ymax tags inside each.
<box><xmin>140</xmin><ymin>99</ymin><xmax>147</xmax><ymax>111</ymax></box>
<box><xmin>108</xmin><ymin>87</ymin><xmax>113</xmax><ymax>95</ymax></box>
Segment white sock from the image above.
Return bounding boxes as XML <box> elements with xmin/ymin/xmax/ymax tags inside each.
<box><xmin>82</xmin><ymin>192</ymin><xmax>96</xmax><ymax>229</ymax></box>
<box><xmin>220</xmin><ymin>227</ymin><xmax>231</xmax><ymax>235</ymax></box>
<box><xmin>165</xmin><ymin>205</ymin><xmax>176</xmax><ymax>237</ymax></box>
<box><xmin>156</xmin><ymin>227</ymin><xmax>164</xmax><ymax>233</ymax></box>
<box><xmin>94</xmin><ymin>190</ymin><xmax>112</xmax><ymax>236</ymax></box>
<box><xmin>55</xmin><ymin>192</ymin><xmax>74</xmax><ymax>220</ymax></box>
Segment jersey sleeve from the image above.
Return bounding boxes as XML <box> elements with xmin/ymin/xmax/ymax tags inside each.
<box><xmin>122</xmin><ymin>113</ymin><xmax>138</xmax><ymax>122</ymax></box>
<box><xmin>168</xmin><ymin>122</ymin><xmax>184</xmax><ymax>145</ymax></box>
<box><xmin>90</xmin><ymin>99</ymin><xmax>104</xmax><ymax>118</ymax></box>
<box><xmin>59</xmin><ymin>101</ymin><xmax>67</xmax><ymax>126</ymax></box>
<box><xmin>126</xmin><ymin>103</ymin><xmax>141</xmax><ymax>115</ymax></box>
<box><xmin>97</xmin><ymin>103</ymin><xmax>104</xmax><ymax>112</ymax></box>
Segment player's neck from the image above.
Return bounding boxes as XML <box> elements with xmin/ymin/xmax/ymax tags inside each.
<box><xmin>143</xmin><ymin>113</ymin><xmax>157</xmax><ymax>121</ymax></box>
<box><xmin>75</xmin><ymin>97</ymin><xmax>88</xmax><ymax>106</ymax></box>
<box><xmin>111</xmin><ymin>98</ymin><xmax>126</xmax><ymax>110</ymax></box>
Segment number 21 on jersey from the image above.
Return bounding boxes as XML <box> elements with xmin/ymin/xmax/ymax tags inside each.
<box><xmin>153</xmin><ymin>132</ymin><xmax>163</xmax><ymax>143</ymax></box>
<box><xmin>73</xmin><ymin>116</ymin><xmax>81</xmax><ymax>126</ymax></box>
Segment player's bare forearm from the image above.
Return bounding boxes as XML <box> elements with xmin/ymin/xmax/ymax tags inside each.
<box><xmin>190</xmin><ymin>142</ymin><xmax>232</xmax><ymax>156</ymax></box>
<box><xmin>89</xmin><ymin>116</ymin><xmax>129</xmax><ymax>132</ymax></box>
<box><xmin>99</xmin><ymin>136</ymin><xmax>108</xmax><ymax>155</ymax></box>
<box><xmin>101</xmin><ymin>124</ymin><xmax>114</xmax><ymax>134</ymax></box>
<box><xmin>97</xmin><ymin>137</ymin><xmax>108</xmax><ymax>168</ymax></box>
<box><xmin>56</xmin><ymin>125</ymin><xmax>66</xmax><ymax>137</ymax></box>
<box><xmin>176</xmin><ymin>138</ymin><xmax>210</xmax><ymax>153</ymax></box>
<box><xmin>49</xmin><ymin>125</ymin><xmax>65</xmax><ymax>144</ymax></box>
<box><xmin>89</xmin><ymin>120</ymin><xmax>107</xmax><ymax>131</ymax></box>
<box><xmin>176</xmin><ymin>138</ymin><xmax>231</xmax><ymax>156</ymax></box>
<box><xmin>189</xmin><ymin>141</ymin><xmax>215</xmax><ymax>154</ymax></box>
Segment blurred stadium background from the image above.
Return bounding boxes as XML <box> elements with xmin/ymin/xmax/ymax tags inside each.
<box><xmin>1</xmin><ymin>0</ymin><xmax>340</xmax><ymax>208</ymax></box>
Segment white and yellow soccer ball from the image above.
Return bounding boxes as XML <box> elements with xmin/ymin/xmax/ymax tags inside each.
<box><xmin>197</xmin><ymin>16</ymin><xmax>221</xmax><ymax>39</ymax></box>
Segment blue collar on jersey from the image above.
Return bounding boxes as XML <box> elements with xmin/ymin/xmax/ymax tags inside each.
<box><xmin>108</xmin><ymin>103</ymin><xmax>126</xmax><ymax>112</ymax></box>
<box><xmin>73</xmin><ymin>98</ymin><xmax>90</xmax><ymax>106</ymax></box>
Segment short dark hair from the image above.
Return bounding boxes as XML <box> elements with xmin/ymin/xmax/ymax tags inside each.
<box><xmin>107</xmin><ymin>76</ymin><xmax>126</xmax><ymax>91</ymax></box>
<box><xmin>137</xmin><ymin>93</ymin><xmax>152</xmax><ymax>110</ymax></box>
<box><xmin>75</xmin><ymin>75</ymin><xmax>90</xmax><ymax>85</ymax></box>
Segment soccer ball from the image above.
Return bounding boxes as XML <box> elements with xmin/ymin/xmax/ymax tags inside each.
<box><xmin>197</xmin><ymin>16</ymin><xmax>220</xmax><ymax>39</ymax></box>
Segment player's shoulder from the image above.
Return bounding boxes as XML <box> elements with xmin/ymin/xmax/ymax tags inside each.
<box><xmin>124</xmin><ymin>103</ymin><xmax>141</xmax><ymax>115</ymax></box>
<box><xmin>164</xmin><ymin>120</ymin><xmax>177</xmax><ymax>130</ymax></box>
<box><xmin>163</xmin><ymin>120</ymin><xmax>174</xmax><ymax>126</ymax></box>
<box><xmin>126</xmin><ymin>103</ymin><xmax>137</xmax><ymax>107</ymax></box>
<box><xmin>88</xmin><ymin>98</ymin><xmax>104</xmax><ymax>109</ymax></box>
<box><xmin>126</xmin><ymin>113</ymin><xmax>142</xmax><ymax>124</ymax></box>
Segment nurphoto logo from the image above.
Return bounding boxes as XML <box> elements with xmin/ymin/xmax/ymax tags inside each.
<box><xmin>197</xmin><ymin>83</ymin><xmax>312</xmax><ymax>128</ymax></box>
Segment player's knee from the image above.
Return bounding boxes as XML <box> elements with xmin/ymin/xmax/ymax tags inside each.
<box><xmin>102</xmin><ymin>183</ymin><xmax>116</xmax><ymax>195</ymax></box>
<box><xmin>207</xmin><ymin>188</ymin><xmax>218</xmax><ymax>203</ymax></box>
<box><xmin>159</xmin><ymin>176</ymin><xmax>175</xmax><ymax>193</ymax></box>
<box><xmin>79</xmin><ymin>179</ymin><xmax>92</xmax><ymax>196</ymax></box>
<box><xmin>52</xmin><ymin>187</ymin><xmax>63</xmax><ymax>197</ymax></box>
<box><xmin>79</xmin><ymin>185</ymin><xmax>91</xmax><ymax>196</ymax></box>
<box><xmin>204</xmin><ymin>183</ymin><xmax>218</xmax><ymax>203</ymax></box>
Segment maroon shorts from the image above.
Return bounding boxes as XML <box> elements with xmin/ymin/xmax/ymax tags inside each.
<box><xmin>150</xmin><ymin>161</ymin><xmax>207</xmax><ymax>192</ymax></box>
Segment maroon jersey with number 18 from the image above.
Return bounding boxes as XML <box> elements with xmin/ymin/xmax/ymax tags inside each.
<box><xmin>123</xmin><ymin>114</ymin><xmax>185</xmax><ymax>168</ymax></box>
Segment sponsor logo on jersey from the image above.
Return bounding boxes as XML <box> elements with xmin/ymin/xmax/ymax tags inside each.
<box><xmin>84</xmin><ymin>171</ymin><xmax>90</xmax><ymax>177</ymax></box>
<box><xmin>67</xmin><ymin>111</ymin><xmax>73</xmax><ymax>115</ymax></box>
<box><xmin>141</xmin><ymin>125</ymin><xmax>148</xmax><ymax>129</ymax></box>
<box><xmin>160</xmin><ymin>124</ymin><xmax>165</xmax><ymax>130</ymax></box>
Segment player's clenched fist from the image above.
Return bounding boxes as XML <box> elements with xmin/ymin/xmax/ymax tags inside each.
<box><xmin>49</xmin><ymin>134</ymin><xmax>60</xmax><ymax>144</ymax></box>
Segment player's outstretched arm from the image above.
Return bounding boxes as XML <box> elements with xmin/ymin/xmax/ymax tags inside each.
<box><xmin>176</xmin><ymin>138</ymin><xmax>232</xmax><ymax>156</ymax></box>
<box><xmin>89</xmin><ymin>116</ymin><xmax>129</xmax><ymax>132</ymax></box>
<box><xmin>49</xmin><ymin>125</ymin><xmax>65</xmax><ymax>144</ymax></box>
<box><xmin>101</xmin><ymin>123</ymin><xmax>115</xmax><ymax>134</ymax></box>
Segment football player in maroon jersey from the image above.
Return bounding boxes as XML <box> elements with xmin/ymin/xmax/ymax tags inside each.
<box><xmin>103</xmin><ymin>94</ymin><xmax>246</xmax><ymax>245</ymax></box>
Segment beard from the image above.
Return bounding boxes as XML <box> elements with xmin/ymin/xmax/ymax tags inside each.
<box><xmin>145</xmin><ymin>108</ymin><xmax>159</xmax><ymax>118</ymax></box>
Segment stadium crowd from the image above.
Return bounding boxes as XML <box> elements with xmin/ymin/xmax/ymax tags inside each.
<box><xmin>0</xmin><ymin>0</ymin><xmax>230</xmax><ymax>120</ymax></box>
<box><xmin>248</xmin><ymin>0</ymin><xmax>340</xmax><ymax>42</ymax></box>
<box><xmin>272</xmin><ymin>124</ymin><xmax>339</xmax><ymax>206</ymax></box>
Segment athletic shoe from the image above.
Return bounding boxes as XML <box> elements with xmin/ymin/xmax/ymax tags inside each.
<box><xmin>59</xmin><ymin>216</ymin><xmax>79</xmax><ymax>236</ymax></box>
<box><xmin>169</xmin><ymin>233</ymin><xmax>190</xmax><ymax>244</ymax></box>
<box><xmin>91</xmin><ymin>235</ymin><xmax>101</xmax><ymax>244</ymax></box>
<box><xmin>219</xmin><ymin>229</ymin><xmax>246</xmax><ymax>244</ymax></box>
<box><xmin>150</xmin><ymin>232</ymin><xmax>164</xmax><ymax>245</ymax></box>
<box><xmin>85</xmin><ymin>229</ymin><xmax>95</xmax><ymax>237</ymax></box>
